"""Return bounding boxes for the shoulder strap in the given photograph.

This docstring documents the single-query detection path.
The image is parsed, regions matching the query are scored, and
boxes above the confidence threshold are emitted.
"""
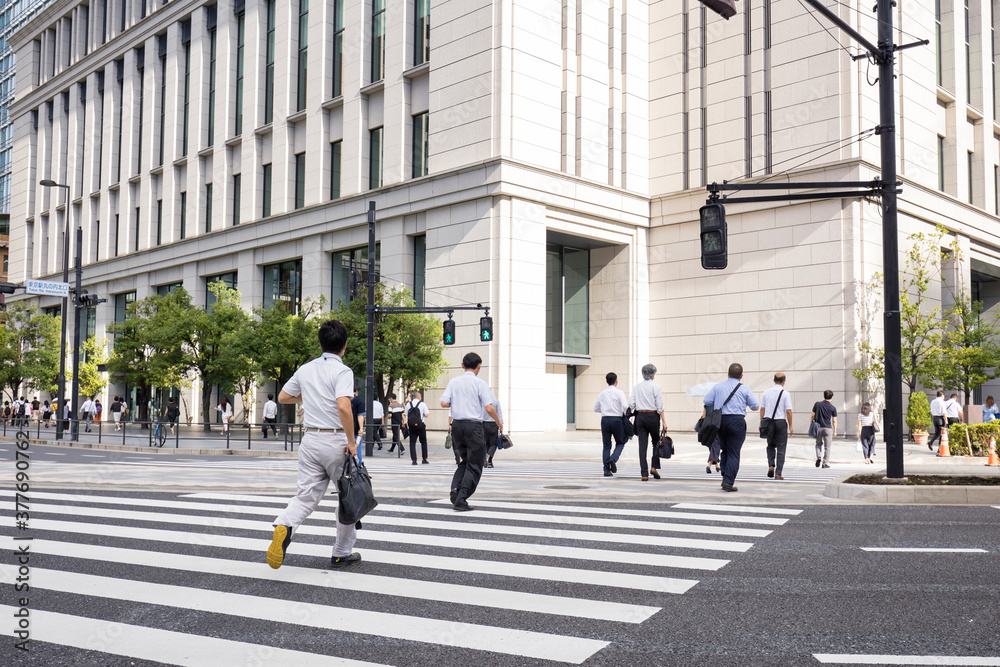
[721,383,742,408]
[770,390,783,419]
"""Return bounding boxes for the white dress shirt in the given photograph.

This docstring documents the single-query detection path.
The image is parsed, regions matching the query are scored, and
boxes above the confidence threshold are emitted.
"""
[371,400,385,420]
[760,385,792,421]
[944,399,962,419]
[594,385,629,417]
[629,380,664,413]
[441,371,497,420]
[262,400,278,419]
[282,352,355,429]
[482,398,504,423]
[930,396,946,417]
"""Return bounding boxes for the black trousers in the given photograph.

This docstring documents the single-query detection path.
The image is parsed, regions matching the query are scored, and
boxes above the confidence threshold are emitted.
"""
[719,415,747,486]
[635,412,661,477]
[409,423,428,462]
[483,421,499,460]
[765,420,788,475]
[372,418,383,444]
[451,419,487,503]
[262,417,277,436]
[928,415,945,445]
[388,423,403,451]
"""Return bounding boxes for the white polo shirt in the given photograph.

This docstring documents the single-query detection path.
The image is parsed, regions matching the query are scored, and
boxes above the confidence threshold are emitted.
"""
[282,352,355,429]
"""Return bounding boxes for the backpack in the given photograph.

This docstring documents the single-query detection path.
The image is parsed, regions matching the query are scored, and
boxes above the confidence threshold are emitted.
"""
[407,401,424,427]
[16,402,26,417]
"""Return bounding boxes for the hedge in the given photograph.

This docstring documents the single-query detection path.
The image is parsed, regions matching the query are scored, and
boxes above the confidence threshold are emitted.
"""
[944,422,1000,456]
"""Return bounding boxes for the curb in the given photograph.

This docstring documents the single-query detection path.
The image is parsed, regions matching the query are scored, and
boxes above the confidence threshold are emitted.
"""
[824,471,1000,504]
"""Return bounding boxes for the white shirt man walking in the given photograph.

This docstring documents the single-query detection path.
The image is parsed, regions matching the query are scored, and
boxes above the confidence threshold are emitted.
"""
[759,373,793,480]
[262,393,279,438]
[441,352,503,511]
[928,390,946,451]
[594,372,629,477]
[80,396,96,432]
[267,319,361,570]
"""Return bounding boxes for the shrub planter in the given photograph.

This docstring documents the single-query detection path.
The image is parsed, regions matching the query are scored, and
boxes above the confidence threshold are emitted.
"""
[913,432,929,447]
[825,471,1000,503]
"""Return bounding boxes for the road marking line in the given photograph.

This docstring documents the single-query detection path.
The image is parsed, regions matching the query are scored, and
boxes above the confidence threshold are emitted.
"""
[44,452,65,455]
[0,606,390,666]
[671,502,802,515]
[5,569,609,664]
[813,654,1000,665]
[80,454,105,457]
[860,547,988,553]
[28,503,733,569]
[0,536,659,623]
[13,492,754,554]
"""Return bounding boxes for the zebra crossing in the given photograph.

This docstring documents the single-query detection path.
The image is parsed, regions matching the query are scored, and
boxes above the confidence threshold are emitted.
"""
[97,456,849,483]
[2,489,803,665]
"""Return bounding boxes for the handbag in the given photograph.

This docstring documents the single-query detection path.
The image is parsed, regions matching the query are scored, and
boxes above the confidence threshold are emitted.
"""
[656,431,673,459]
[444,433,453,449]
[499,433,513,450]
[622,408,635,440]
[808,421,820,438]
[698,383,741,447]
[856,438,863,452]
[378,425,387,439]
[336,456,378,524]
[402,426,410,439]
[759,390,783,439]
[872,422,879,433]
[694,417,704,432]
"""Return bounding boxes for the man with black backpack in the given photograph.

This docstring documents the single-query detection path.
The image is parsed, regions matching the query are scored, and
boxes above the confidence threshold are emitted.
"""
[702,363,759,492]
[406,391,430,465]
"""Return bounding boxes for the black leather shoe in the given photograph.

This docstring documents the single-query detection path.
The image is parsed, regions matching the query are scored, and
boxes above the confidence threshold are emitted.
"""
[603,471,613,477]
[422,459,430,464]
[450,490,457,505]
[453,502,473,512]
[330,553,362,568]
[486,460,494,468]
[610,460,617,473]
[412,461,418,465]
[706,465,712,474]
[767,467,775,478]
[721,483,738,492]
[355,520,363,530]
[822,464,830,469]
[815,458,821,467]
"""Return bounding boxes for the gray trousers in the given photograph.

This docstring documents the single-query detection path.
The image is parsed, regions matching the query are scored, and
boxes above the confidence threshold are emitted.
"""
[815,427,834,464]
[274,431,358,558]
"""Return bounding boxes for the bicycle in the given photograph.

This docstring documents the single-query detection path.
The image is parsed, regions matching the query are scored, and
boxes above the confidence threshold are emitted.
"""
[152,420,167,448]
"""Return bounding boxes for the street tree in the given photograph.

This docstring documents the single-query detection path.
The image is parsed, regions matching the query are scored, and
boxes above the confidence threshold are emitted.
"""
[208,284,257,422]
[76,337,110,399]
[0,302,61,401]
[927,293,1000,404]
[252,297,324,423]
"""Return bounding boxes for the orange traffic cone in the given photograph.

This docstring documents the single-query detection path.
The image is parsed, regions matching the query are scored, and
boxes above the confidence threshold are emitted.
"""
[987,436,999,466]
[936,427,951,457]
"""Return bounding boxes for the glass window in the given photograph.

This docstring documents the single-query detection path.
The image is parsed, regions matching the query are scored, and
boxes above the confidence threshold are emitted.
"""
[182,40,191,155]
[206,271,237,310]
[232,173,241,226]
[332,245,380,307]
[155,199,163,245]
[412,112,428,178]
[158,44,166,165]
[330,141,342,199]
[968,150,975,205]
[208,25,217,146]
[938,135,945,191]
[264,0,275,124]
[113,290,136,346]
[332,0,344,97]
[371,0,385,82]
[115,59,123,182]
[297,0,309,112]
[546,243,589,355]
[413,234,425,308]
[136,51,144,173]
[414,0,429,66]
[262,163,272,217]
[936,0,943,87]
[235,12,245,134]
[156,282,183,297]
[369,127,383,189]
[263,260,302,314]
[294,152,305,209]
[205,183,213,233]
[133,207,140,252]
[180,191,187,239]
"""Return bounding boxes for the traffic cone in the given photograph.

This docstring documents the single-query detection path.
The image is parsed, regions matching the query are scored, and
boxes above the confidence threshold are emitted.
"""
[937,427,951,457]
[987,436,999,466]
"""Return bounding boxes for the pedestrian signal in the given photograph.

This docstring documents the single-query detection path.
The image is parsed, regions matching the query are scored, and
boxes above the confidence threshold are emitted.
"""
[443,319,456,346]
[480,316,494,342]
[699,203,728,270]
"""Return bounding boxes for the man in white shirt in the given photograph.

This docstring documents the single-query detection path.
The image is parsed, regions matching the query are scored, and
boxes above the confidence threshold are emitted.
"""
[268,319,361,570]
[945,393,963,427]
[80,396,96,433]
[406,391,430,465]
[370,398,385,450]
[759,373,793,480]
[630,364,669,481]
[594,372,629,477]
[262,393,279,439]
[928,390,946,451]
[441,352,502,511]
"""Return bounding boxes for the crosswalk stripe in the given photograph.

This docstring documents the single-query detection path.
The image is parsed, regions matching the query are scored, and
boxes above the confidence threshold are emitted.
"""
[10,490,771,538]
[0,536,660,623]
[0,606,391,667]
[29,519,702,593]
[671,502,802,515]
[813,654,1000,665]
[29,503,733,569]
[5,569,610,663]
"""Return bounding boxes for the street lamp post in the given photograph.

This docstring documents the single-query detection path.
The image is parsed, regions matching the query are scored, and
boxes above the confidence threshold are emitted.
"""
[40,179,72,440]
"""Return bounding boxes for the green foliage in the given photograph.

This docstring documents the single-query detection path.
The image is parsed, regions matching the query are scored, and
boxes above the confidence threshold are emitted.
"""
[945,421,1000,456]
[852,272,885,401]
[210,284,258,422]
[0,302,61,401]
[926,293,1000,405]
[905,390,932,433]
[251,297,324,422]
[77,337,109,399]
[331,284,447,406]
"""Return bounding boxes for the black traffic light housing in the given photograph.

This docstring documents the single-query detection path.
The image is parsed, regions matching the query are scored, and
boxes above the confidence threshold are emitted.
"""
[479,316,494,342]
[0,282,19,294]
[700,203,728,270]
[443,318,456,346]
[699,0,737,19]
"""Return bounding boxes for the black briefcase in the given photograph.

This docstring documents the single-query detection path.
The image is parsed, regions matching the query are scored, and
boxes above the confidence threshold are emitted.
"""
[337,456,378,525]
[656,432,674,459]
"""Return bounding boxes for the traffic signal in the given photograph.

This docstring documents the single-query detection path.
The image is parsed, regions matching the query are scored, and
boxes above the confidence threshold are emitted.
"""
[0,282,18,294]
[699,0,737,19]
[443,319,456,345]
[700,203,728,270]
[479,316,494,342]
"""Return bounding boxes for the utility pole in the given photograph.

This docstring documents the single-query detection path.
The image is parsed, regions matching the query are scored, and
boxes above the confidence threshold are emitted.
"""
[365,202,376,458]
[70,226,83,442]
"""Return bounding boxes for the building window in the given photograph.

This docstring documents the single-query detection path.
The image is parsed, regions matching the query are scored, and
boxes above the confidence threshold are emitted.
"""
[330,141,342,199]
[332,0,344,97]
[263,259,302,314]
[297,0,309,112]
[180,191,187,239]
[156,282,183,297]
[158,35,166,166]
[133,206,140,252]
[206,271,237,310]
[371,0,385,82]
[414,0,429,66]
[205,183,213,233]
[182,34,191,156]
[113,290,136,346]
[413,234,425,308]
[412,112,428,178]
[135,49,145,174]
[937,0,943,87]
[262,163,272,217]
[207,11,217,147]
[232,173,241,226]
[294,152,306,209]
[546,243,590,355]
[264,0,275,124]
[938,135,946,191]
[332,245,379,306]
[235,10,245,135]
[115,59,123,182]
[156,199,163,245]
[966,0,972,104]
[968,150,975,204]
[369,127,383,189]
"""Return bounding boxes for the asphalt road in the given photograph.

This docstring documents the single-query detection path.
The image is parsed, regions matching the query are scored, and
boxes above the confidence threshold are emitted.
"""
[2,482,997,666]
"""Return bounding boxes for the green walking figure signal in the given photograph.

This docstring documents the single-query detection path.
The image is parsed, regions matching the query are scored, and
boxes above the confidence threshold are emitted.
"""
[480,316,494,342]
[443,319,456,346]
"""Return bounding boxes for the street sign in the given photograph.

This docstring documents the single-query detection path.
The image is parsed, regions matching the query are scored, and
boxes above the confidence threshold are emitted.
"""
[26,279,71,298]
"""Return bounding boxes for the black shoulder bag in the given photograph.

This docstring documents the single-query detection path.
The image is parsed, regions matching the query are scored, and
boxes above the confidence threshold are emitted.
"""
[337,456,379,524]
[759,390,783,439]
[698,383,741,447]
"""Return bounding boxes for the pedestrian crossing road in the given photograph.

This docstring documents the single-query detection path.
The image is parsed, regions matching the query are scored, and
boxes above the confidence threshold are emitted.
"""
[2,490,803,665]
[94,457,851,484]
